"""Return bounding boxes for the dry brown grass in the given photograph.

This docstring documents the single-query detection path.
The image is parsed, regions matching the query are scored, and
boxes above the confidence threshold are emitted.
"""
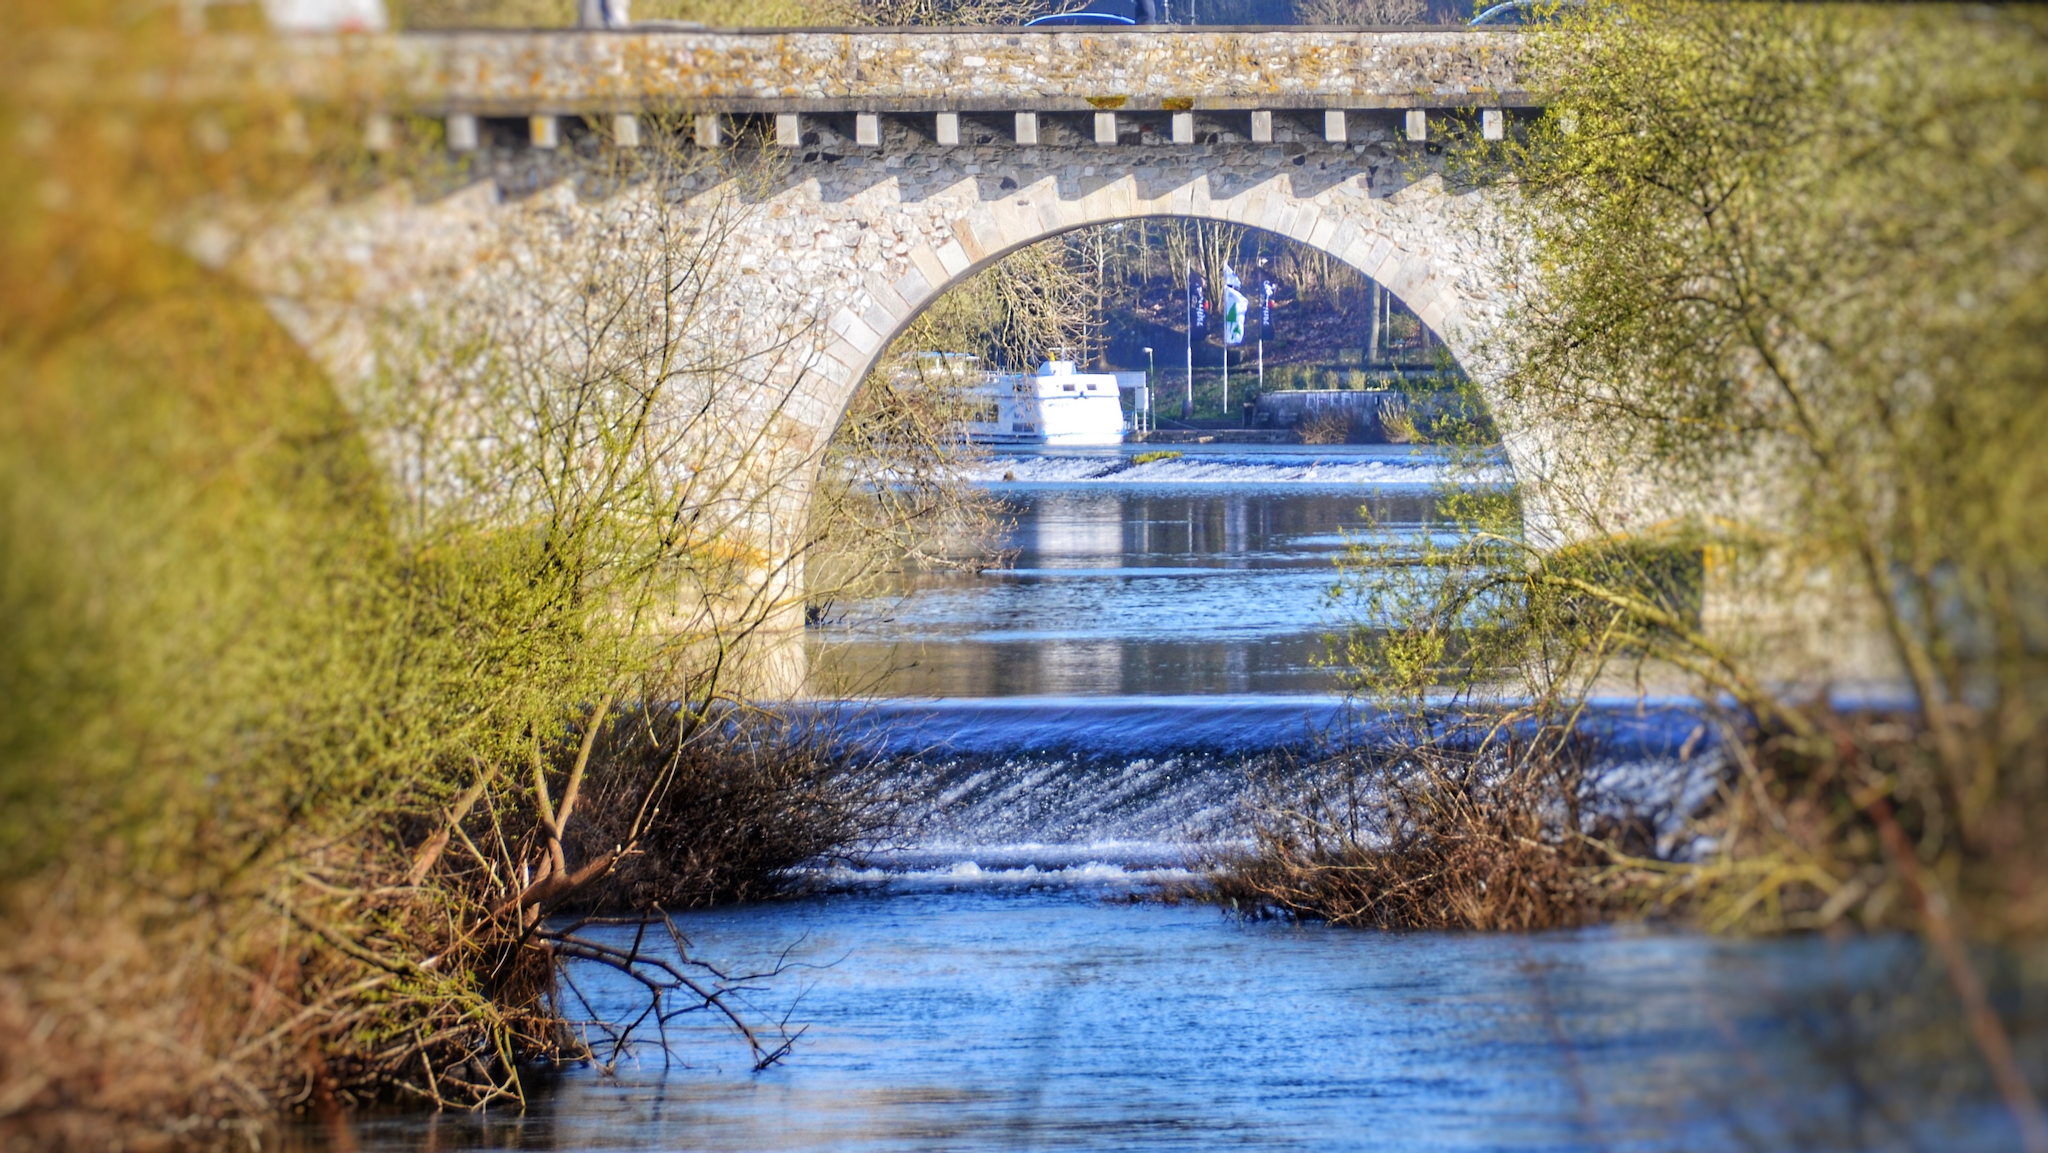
[1293,407,1354,446]
[1378,406,1420,444]
[1209,710,2048,940]
[1205,734,1619,930]
[1608,712,2048,939]
[0,881,279,1151]
[0,715,900,1148]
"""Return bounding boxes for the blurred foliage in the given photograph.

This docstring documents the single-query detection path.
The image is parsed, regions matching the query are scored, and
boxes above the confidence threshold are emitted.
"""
[1497,0,2048,936]
[1298,0,2048,946]
[0,0,392,876]
[0,0,995,1139]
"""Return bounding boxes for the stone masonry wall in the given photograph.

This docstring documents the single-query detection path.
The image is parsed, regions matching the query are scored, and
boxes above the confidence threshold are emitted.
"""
[140,28,1528,114]
[232,92,1742,698]
[245,112,1511,463]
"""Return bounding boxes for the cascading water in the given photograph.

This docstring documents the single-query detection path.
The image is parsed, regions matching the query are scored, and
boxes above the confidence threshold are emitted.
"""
[336,444,2039,1153]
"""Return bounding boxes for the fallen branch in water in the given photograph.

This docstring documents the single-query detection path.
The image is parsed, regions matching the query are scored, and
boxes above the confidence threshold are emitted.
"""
[542,910,808,1073]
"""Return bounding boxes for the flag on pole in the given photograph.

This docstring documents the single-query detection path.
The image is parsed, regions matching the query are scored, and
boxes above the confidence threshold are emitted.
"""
[1223,263,1241,291]
[1188,266,1209,341]
[1223,283,1248,346]
[1259,273,1277,341]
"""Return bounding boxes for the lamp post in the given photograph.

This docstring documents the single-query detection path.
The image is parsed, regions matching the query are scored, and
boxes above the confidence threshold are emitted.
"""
[1142,346,1155,434]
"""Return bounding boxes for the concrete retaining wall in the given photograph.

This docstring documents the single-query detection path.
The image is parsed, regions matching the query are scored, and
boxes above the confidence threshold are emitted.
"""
[1251,388,1407,442]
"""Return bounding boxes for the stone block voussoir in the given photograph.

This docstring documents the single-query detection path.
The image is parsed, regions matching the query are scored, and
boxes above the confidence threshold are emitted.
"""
[934,238,973,277]
[829,306,885,355]
[819,334,873,377]
[862,301,904,345]
[966,215,1009,265]
[893,265,934,310]
[863,270,909,317]
[907,242,950,292]
[1307,211,1342,252]
[1282,202,1321,247]
[1261,195,1293,238]
[1326,219,1363,265]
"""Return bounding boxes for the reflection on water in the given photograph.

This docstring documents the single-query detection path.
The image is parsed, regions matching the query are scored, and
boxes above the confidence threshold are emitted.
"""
[334,444,2044,1152]
[345,890,2042,1153]
[811,446,1449,697]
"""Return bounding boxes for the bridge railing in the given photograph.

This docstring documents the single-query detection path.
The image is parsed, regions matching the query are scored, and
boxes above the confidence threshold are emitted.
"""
[54,26,1528,153]
[458,26,1522,152]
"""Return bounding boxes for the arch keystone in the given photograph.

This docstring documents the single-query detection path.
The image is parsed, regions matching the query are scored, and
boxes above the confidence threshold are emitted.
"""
[966,215,1007,262]
[1264,198,1297,238]
[983,198,1034,248]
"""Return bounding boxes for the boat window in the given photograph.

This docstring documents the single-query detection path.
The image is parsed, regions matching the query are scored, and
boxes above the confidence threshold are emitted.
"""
[1063,384,1077,392]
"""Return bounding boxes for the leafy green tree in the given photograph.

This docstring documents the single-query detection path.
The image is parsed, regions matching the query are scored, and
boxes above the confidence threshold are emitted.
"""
[1494,0,2048,903]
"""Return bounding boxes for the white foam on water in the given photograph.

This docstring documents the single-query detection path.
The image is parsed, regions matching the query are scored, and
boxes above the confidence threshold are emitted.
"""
[966,452,1503,487]
[807,858,1202,891]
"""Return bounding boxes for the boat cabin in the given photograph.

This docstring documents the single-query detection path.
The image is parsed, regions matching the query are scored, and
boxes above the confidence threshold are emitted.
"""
[967,361,1128,447]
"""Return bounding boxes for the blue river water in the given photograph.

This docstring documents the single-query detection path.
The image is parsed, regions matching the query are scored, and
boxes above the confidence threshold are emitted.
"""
[339,444,2045,1152]
[807,443,1469,697]
[352,892,2035,1153]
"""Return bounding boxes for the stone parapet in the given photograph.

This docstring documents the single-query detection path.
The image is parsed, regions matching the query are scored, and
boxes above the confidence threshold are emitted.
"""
[44,28,1526,116]
[403,27,1527,115]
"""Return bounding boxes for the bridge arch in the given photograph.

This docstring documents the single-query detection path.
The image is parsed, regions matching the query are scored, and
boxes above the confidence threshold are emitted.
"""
[801,175,1511,450]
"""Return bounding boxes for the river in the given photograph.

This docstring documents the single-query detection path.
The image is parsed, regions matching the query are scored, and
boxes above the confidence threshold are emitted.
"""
[340,444,2041,1152]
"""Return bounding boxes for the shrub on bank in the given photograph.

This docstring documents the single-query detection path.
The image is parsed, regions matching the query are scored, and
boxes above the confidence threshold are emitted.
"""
[564,712,905,911]
[1207,709,2048,937]
[0,241,902,1135]
[1243,0,2047,939]
[1206,735,1614,931]
[0,9,965,1144]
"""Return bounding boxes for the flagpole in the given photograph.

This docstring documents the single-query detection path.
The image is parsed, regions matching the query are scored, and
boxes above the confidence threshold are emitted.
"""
[1184,265,1194,420]
[1253,265,1263,423]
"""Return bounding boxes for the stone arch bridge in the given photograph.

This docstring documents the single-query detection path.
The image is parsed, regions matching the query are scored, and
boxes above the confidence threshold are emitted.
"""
[218,27,1703,687]
[243,25,1535,456]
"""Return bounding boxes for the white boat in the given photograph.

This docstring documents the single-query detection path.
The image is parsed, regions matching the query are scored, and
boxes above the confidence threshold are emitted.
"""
[966,361,1128,447]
